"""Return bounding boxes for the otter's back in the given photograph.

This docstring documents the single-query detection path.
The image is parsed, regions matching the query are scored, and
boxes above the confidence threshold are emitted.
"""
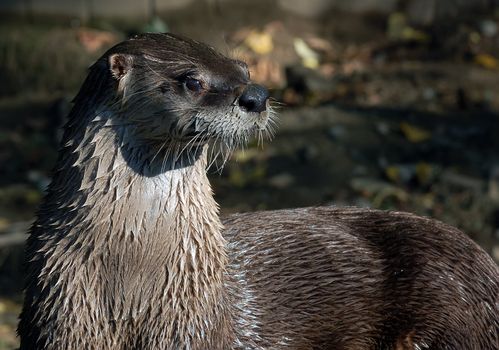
[223,207,499,349]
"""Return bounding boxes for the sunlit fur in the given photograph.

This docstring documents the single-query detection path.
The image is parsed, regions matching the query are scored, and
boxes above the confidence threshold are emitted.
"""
[19,33,498,350]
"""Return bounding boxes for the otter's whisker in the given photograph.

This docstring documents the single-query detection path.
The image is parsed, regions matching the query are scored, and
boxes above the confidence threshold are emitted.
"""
[151,140,169,164]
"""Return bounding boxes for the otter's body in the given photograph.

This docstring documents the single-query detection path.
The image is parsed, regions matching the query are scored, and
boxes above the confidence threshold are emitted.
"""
[225,208,498,349]
[19,33,498,350]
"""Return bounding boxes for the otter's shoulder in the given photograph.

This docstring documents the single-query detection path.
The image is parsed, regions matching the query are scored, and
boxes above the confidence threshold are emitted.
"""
[222,206,497,273]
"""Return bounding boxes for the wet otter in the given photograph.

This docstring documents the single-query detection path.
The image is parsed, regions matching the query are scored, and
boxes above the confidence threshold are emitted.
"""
[19,33,498,349]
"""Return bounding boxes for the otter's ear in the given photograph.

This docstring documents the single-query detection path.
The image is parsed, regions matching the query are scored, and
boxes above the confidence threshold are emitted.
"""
[109,54,133,80]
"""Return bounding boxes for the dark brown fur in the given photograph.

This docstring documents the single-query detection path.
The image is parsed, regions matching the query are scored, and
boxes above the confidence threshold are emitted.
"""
[19,33,498,349]
[225,208,499,349]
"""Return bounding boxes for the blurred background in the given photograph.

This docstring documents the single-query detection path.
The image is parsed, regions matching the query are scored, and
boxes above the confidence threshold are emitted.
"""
[1,0,499,347]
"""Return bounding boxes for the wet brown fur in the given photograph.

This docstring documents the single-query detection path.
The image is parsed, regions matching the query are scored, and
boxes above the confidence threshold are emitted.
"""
[19,33,498,349]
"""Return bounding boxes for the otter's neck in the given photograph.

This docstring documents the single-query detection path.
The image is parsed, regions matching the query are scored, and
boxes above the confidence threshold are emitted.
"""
[41,106,231,345]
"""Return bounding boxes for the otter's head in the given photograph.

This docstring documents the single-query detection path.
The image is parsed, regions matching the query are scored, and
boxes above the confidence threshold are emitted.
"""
[86,33,275,168]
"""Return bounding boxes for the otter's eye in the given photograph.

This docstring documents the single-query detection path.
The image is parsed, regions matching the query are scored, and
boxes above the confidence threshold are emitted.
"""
[184,77,203,93]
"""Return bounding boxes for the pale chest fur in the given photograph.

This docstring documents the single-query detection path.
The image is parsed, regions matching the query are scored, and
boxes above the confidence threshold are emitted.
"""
[25,122,232,349]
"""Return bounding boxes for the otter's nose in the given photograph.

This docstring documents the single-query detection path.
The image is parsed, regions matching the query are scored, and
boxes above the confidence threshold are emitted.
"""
[238,84,269,113]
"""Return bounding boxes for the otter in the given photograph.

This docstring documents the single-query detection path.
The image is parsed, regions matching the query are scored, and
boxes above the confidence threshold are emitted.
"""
[19,33,498,350]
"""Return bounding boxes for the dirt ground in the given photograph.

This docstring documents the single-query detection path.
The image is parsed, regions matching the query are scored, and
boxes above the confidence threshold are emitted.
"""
[1,2,499,348]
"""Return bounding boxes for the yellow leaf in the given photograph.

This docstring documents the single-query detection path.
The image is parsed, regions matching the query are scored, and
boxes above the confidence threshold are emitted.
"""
[420,193,435,209]
[469,31,481,44]
[233,149,258,163]
[294,38,320,69]
[387,13,429,42]
[416,162,432,184]
[400,122,431,143]
[385,166,400,183]
[244,31,273,55]
[474,54,498,69]
[0,217,9,231]
[401,27,429,42]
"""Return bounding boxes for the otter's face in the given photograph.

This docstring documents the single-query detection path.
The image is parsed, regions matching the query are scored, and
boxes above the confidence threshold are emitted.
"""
[106,33,275,159]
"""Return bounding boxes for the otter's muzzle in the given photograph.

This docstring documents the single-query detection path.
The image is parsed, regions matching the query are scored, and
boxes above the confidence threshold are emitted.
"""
[238,84,270,113]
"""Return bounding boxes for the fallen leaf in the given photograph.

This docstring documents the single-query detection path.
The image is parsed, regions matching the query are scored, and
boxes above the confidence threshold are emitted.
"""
[77,28,119,53]
[385,166,401,183]
[416,162,433,185]
[474,54,498,69]
[294,38,320,69]
[401,27,429,42]
[400,122,431,143]
[233,149,259,163]
[0,217,9,231]
[244,31,273,55]
[387,12,428,42]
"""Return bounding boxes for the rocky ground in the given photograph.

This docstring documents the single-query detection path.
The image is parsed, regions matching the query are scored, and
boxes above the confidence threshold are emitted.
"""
[1,2,499,348]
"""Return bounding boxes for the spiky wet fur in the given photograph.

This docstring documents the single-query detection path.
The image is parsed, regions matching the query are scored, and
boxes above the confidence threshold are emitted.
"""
[19,33,498,349]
